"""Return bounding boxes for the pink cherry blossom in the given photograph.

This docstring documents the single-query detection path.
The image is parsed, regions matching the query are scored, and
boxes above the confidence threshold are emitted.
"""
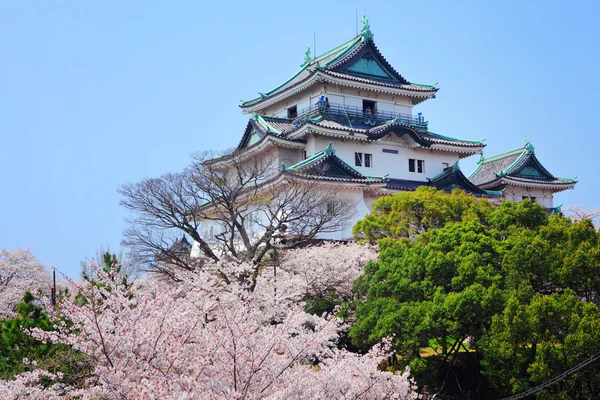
[0,249,52,318]
[1,245,416,399]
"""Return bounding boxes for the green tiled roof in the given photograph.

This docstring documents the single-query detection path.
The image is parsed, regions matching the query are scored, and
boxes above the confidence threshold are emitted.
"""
[283,143,388,182]
[469,139,577,186]
[241,36,363,107]
[241,21,437,108]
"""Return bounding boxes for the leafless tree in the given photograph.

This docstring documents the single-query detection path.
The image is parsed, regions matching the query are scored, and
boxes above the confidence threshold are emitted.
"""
[119,150,355,282]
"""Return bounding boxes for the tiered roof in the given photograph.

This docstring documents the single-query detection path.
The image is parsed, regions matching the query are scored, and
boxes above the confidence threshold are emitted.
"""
[237,106,484,157]
[386,163,500,197]
[237,113,304,149]
[240,18,438,111]
[282,143,387,185]
[282,144,498,197]
[469,140,577,192]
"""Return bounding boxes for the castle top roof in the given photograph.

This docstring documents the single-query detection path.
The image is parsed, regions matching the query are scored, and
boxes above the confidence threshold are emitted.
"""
[240,18,437,111]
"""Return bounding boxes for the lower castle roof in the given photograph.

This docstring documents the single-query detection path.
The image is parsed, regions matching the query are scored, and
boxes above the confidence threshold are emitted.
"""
[469,140,576,191]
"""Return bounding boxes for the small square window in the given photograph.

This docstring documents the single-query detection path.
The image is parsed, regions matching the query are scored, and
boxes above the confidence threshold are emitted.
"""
[442,162,450,169]
[287,105,298,119]
[363,99,377,114]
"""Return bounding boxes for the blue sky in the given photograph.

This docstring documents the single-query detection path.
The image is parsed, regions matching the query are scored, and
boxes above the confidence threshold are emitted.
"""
[1,1,598,279]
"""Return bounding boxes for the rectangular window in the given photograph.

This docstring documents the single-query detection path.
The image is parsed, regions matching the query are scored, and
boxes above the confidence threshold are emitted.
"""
[363,99,377,114]
[355,152,372,168]
[382,148,399,154]
[409,159,425,173]
[522,196,537,203]
[287,105,298,119]
[326,202,336,216]
[355,152,363,167]
[442,162,450,169]
[302,150,307,160]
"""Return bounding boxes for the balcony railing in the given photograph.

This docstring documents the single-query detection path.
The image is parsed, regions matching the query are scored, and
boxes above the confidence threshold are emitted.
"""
[290,102,428,132]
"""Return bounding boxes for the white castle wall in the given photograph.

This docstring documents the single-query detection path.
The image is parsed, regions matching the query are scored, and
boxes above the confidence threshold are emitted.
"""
[502,186,554,208]
[261,84,414,118]
[307,135,461,181]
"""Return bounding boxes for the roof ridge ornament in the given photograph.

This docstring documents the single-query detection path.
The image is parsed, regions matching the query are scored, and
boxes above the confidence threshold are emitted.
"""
[524,137,535,153]
[324,142,335,155]
[302,45,312,67]
[361,15,374,42]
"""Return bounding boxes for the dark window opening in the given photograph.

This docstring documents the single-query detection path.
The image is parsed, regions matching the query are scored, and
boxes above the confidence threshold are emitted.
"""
[302,150,307,160]
[326,202,336,216]
[355,152,363,167]
[355,152,372,168]
[363,99,377,114]
[287,105,298,119]
[409,159,425,173]
[383,148,399,154]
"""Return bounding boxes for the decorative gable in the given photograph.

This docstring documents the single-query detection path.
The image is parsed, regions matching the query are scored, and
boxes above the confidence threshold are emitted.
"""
[304,157,363,179]
[345,51,399,81]
[511,156,554,181]
[329,41,410,84]
[240,127,264,149]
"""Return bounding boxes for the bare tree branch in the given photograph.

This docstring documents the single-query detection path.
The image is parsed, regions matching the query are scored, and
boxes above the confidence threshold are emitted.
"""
[119,149,355,286]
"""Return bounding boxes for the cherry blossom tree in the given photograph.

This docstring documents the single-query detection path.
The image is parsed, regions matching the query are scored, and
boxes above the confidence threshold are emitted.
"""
[253,242,377,315]
[564,204,600,228]
[1,259,416,399]
[0,249,51,318]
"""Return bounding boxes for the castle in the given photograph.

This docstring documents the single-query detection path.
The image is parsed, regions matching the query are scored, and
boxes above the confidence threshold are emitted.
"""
[192,17,576,249]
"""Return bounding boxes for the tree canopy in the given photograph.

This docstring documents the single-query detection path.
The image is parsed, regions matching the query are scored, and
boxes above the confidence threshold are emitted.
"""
[350,187,600,398]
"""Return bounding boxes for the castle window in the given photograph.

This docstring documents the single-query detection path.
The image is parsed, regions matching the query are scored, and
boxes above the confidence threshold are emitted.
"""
[355,152,373,168]
[287,105,298,119]
[409,159,425,173]
[302,150,307,160]
[382,148,398,154]
[442,162,450,169]
[363,99,377,114]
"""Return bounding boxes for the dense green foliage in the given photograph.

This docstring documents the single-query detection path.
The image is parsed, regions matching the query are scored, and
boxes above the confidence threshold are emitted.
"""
[350,187,600,398]
[0,291,92,384]
[0,251,125,383]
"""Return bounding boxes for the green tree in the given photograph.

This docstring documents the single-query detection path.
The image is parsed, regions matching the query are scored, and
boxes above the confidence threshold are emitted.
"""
[481,289,600,398]
[0,291,93,383]
[349,188,600,398]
